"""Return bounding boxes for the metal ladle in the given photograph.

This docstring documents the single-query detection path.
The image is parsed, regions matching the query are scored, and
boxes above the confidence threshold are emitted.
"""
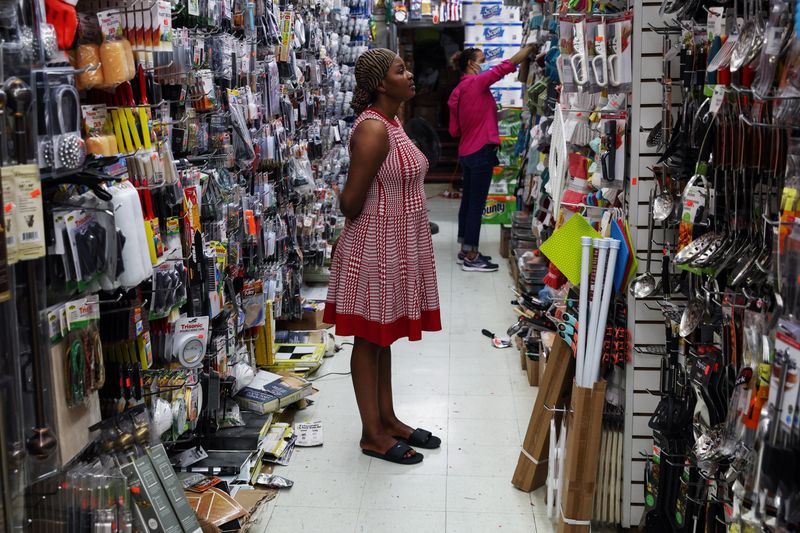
[630,190,658,298]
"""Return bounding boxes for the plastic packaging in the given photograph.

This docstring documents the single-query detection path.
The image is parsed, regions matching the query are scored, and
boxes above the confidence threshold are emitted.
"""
[105,181,153,289]
[76,44,105,90]
[100,39,135,84]
[85,135,118,156]
[82,104,119,156]
[255,474,294,489]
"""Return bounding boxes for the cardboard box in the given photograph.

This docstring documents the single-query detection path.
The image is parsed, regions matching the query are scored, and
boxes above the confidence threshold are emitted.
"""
[278,306,331,331]
[500,224,511,258]
[518,341,527,371]
[558,380,607,533]
[512,337,575,491]
[526,354,539,386]
[539,349,547,383]
[509,253,520,287]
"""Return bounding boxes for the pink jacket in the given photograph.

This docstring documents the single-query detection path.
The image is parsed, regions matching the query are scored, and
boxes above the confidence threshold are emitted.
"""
[447,60,517,157]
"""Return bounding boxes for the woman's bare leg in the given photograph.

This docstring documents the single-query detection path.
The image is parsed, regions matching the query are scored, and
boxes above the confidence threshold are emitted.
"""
[377,346,414,438]
[351,337,415,457]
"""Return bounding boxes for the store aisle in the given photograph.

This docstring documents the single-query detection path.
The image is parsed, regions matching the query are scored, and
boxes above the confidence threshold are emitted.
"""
[257,194,552,533]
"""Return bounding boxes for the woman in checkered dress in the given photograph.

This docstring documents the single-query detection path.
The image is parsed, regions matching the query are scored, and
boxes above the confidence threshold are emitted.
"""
[323,49,443,465]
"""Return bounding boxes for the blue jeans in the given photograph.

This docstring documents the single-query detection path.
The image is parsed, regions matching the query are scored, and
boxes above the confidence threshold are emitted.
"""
[458,144,498,252]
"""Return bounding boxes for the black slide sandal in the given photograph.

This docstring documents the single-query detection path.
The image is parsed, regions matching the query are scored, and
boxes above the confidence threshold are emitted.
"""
[362,441,424,465]
[395,428,442,449]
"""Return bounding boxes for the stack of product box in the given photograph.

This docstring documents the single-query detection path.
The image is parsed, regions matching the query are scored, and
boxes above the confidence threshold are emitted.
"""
[463,0,524,108]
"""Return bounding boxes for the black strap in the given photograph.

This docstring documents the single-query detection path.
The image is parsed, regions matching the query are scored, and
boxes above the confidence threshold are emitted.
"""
[410,428,433,444]
[387,441,414,460]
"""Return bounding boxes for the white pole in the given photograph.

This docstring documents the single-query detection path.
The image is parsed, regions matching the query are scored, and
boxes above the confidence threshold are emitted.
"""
[588,238,620,385]
[575,236,593,388]
[547,417,557,520]
[584,238,609,388]
[555,417,568,522]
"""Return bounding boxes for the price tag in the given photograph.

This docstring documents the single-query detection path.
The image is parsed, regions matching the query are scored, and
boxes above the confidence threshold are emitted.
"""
[765,26,784,56]
[709,85,726,115]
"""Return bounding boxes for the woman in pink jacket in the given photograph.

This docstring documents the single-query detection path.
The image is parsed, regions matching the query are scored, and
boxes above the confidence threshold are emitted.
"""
[448,45,533,272]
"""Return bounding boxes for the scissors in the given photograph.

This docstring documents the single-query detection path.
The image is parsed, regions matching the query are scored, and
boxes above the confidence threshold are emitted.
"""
[569,20,590,85]
[591,22,609,86]
[607,20,623,86]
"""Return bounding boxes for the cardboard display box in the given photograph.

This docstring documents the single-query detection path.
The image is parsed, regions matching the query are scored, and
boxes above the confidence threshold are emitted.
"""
[515,335,526,371]
[500,224,511,258]
[512,337,574,492]
[558,380,607,533]
[509,253,520,287]
[277,302,331,331]
[526,353,539,386]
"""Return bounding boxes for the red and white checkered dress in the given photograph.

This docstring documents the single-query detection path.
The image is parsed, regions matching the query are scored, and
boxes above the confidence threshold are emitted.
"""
[324,109,442,346]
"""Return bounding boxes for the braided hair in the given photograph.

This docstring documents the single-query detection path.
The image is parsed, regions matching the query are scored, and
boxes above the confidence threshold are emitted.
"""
[352,48,398,115]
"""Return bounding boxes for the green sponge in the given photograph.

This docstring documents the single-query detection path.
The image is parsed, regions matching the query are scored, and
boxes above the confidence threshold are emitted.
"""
[540,213,602,285]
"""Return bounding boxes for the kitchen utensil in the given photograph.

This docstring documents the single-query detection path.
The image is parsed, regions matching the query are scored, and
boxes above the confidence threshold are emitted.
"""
[661,224,672,299]
[652,167,674,222]
[591,22,609,87]
[570,20,590,85]
[730,3,766,72]
[707,33,739,72]
[53,85,85,169]
[646,122,662,149]
[648,40,675,149]
[674,231,717,265]
[601,120,617,183]
[607,20,622,86]
[630,190,658,298]
[680,277,712,338]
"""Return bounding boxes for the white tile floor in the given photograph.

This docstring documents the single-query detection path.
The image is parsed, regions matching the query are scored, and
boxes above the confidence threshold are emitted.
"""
[257,195,554,532]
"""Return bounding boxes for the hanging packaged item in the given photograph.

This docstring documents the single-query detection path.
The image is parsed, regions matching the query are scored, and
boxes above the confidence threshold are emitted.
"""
[75,44,106,90]
[46,295,104,407]
[97,9,136,85]
[172,315,209,368]
[151,261,188,318]
[598,113,626,188]
[82,105,119,156]
[106,180,153,289]
[606,13,633,92]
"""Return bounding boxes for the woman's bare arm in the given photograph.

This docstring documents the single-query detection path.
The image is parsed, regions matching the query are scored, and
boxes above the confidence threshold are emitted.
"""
[339,119,390,220]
